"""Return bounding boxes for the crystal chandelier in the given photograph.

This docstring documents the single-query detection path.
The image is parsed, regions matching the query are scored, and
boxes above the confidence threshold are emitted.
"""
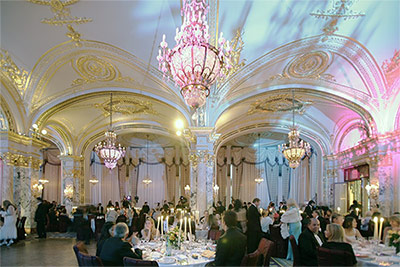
[280,89,311,169]
[95,93,125,170]
[142,134,152,185]
[157,0,232,109]
[255,133,264,184]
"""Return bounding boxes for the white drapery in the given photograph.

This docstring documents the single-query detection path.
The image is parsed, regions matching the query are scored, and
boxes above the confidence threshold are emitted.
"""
[43,149,61,203]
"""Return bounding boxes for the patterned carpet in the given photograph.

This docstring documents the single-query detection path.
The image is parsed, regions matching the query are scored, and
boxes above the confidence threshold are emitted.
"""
[270,257,293,267]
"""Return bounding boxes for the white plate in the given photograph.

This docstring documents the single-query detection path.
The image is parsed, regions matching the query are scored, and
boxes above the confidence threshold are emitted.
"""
[150,252,162,260]
[159,257,176,264]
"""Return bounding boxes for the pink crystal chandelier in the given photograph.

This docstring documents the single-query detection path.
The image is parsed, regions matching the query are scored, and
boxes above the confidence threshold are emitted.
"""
[95,93,125,170]
[157,0,232,109]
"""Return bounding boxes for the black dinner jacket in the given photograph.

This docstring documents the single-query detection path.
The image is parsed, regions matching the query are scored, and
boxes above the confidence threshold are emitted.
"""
[321,242,357,265]
[100,237,142,266]
[214,227,247,266]
[298,228,325,266]
[246,204,262,233]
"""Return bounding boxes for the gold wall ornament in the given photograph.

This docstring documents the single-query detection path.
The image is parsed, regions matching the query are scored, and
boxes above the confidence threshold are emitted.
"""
[381,49,399,88]
[71,55,134,86]
[0,49,29,95]
[0,96,16,132]
[93,97,158,117]
[27,0,92,26]
[66,25,82,46]
[219,29,246,81]
[248,94,313,115]
[0,152,42,170]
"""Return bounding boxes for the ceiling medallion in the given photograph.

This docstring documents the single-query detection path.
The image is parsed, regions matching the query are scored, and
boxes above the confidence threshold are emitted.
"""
[279,89,311,169]
[93,97,158,117]
[157,0,232,109]
[27,0,92,26]
[248,94,313,115]
[95,93,126,170]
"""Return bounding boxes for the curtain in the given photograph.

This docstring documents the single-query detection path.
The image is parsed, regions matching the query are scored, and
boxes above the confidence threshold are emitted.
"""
[0,158,3,203]
[43,149,61,203]
[101,167,120,204]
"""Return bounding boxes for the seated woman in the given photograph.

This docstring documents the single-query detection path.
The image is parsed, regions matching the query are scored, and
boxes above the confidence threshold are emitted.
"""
[343,216,364,244]
[382,214,400,243]
[322,223,357,265]
[140,218,159,241]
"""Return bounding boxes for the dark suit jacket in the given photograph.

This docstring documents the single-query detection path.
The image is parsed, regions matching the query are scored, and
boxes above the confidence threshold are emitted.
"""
[215,227,247,266]
[321,242,357,265]
[317,216,327,233]
[100,237,142,266]
[298,228,325,266]
[247,205,261,233]
[35,203,47,222]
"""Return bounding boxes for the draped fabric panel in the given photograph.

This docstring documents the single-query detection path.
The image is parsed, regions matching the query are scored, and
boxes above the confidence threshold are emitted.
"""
[136,162,165,207]
[0,158,3,203]
[164,147,176,202]
[101,167,120,204]
[43,149,61,203]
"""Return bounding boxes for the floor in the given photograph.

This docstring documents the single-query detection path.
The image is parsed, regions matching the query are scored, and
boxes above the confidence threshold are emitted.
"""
[0,235,96,267]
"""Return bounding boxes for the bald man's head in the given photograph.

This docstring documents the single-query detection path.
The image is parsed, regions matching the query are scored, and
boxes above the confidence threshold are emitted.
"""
[307,217,320,233]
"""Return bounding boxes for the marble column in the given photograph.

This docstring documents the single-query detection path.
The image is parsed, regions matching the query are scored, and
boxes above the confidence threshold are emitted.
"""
[60,155,83,207]
[370,153,393,217]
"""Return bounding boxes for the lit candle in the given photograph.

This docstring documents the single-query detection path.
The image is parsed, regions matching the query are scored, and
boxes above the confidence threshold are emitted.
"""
[156,216,160,236]
[178,218,182,247]
[373,217,378,240]
[165,216,169,233]
[184,217,187,241]
[189,218,192,241]
[355,208,359,217]
[378,217,384,241]
[161,216,164,236]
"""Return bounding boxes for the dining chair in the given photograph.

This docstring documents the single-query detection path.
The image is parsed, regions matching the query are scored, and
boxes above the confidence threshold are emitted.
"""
[262,239,275,267]
[123,257,159,266]
[207,229,222,241]
[317,247,354,266]
[289,235,301,267]
[240,250,261,266]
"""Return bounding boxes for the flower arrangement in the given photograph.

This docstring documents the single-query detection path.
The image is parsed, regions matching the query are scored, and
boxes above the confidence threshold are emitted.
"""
[388,230,400,253]
[167,226,185,249]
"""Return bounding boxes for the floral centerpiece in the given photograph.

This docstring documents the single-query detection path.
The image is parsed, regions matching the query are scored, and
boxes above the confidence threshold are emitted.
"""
[388,230,400,253]
[167,226,185,249]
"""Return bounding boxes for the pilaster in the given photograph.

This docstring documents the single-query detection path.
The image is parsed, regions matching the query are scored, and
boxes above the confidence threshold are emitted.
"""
[59,155,84,207]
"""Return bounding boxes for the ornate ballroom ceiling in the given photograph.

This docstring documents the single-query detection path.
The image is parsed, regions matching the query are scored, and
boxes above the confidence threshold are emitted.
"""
[1,0,399,156]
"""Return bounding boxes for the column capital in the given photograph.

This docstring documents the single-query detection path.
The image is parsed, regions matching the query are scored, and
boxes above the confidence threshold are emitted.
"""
[0,152,42,170]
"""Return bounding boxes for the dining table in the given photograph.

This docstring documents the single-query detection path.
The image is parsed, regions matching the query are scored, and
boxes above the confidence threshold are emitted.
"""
[135,239,216,267]
[353,241,400,266]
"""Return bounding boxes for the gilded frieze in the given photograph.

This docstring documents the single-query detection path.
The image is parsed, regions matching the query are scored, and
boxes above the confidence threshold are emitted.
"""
[248,94,312,115]
[71,55,134,86]
[0,49,29,95]
[0,152,42,170]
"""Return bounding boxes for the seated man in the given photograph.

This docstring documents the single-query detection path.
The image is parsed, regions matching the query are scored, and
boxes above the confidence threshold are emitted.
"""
[214,211,247,266]
[298,218,325,266]
[100,222,142,266]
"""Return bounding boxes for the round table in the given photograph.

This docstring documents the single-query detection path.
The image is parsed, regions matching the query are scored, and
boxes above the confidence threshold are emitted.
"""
[353,242,400,266]
[137,240,215,267]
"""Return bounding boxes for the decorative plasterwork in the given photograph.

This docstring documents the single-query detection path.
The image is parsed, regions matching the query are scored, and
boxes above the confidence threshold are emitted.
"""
[2,131,50,149]
[382,49,399,89]
[0,152,42,170]
[247,94,313,115]
[27,0,92,26]
[269,51,335,82]
[65,25,83,46]
[0,49,29,96]
[0,96,16,132]
[71,55,134,86]
[310,0,364,40]
[93,97,158,117]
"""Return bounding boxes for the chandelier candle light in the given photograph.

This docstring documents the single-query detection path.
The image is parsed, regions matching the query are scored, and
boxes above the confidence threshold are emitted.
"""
[279,89,311,169]
[157,0,232,109]
[95,93,125,170]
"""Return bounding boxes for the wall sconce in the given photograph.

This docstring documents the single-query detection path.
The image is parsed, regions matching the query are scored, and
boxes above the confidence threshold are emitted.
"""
[89,177,99,184]
[213,184,219,195]
[142,178,152,185]
[184,184,191,195]
[64,184,74,200]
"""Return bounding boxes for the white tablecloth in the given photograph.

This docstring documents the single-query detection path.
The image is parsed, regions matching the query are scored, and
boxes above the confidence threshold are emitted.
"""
[353,243,400,266]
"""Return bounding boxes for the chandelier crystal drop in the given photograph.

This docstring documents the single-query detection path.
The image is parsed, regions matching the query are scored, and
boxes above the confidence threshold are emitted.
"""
[157,0,232,109]
[95,93,125,170]
[280,90,311,169]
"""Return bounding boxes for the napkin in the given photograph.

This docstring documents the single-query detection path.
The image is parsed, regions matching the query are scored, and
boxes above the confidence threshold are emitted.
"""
[201,250,215,258]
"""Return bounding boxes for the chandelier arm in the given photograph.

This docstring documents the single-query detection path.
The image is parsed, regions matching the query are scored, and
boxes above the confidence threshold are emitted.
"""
[292,89,295,128]
[110,93,113,130]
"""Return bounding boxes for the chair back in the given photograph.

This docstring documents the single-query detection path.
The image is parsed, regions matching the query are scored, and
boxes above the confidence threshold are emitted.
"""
[123,257,159,266]
[73,242,89,266]
[269,224,288,258]
[207,229,222,241]
[78,253,103,266]
[317,247,354,266]
[240,251,261,266]
[289,235,301,267]
[263,239,275,267]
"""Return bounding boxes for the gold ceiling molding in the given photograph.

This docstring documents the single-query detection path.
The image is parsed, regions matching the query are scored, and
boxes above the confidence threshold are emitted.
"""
[5,131,50,149]
[0,95,17,132]
[66,25,83,46]
[0,152,42,170]
[247,94,313,115]
[1,49,29,96]
[93,97,158,117]
[27,0,92,26]
[71,55,134,86]
[269,51,335,82]
[382,49,399,88]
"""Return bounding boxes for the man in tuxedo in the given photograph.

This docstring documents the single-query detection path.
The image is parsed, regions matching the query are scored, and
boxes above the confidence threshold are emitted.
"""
[100,223,142,266]
[215,211,246,266]
[34,198,47,238]
[246,198,262,253]
[298,218,325,266]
